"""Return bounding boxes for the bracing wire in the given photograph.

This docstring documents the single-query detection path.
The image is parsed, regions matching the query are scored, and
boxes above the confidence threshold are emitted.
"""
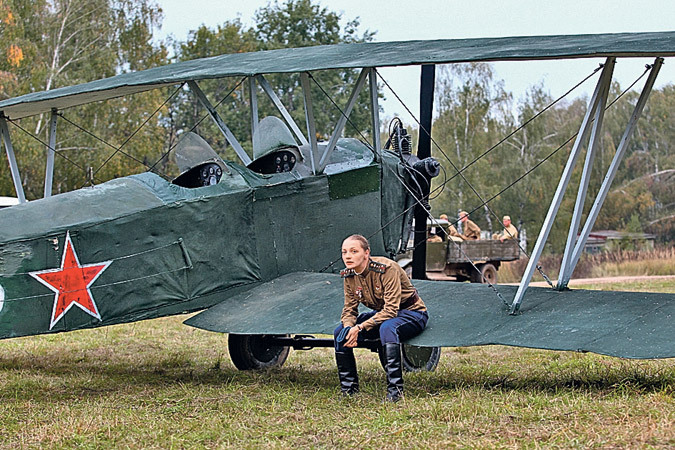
[378,63,650,286]
[147,76,247,174]
[86,82,186,182]
[376,67,610,284]
[314,61,649,298]
[4,116,92,180]
[310,74,510,305]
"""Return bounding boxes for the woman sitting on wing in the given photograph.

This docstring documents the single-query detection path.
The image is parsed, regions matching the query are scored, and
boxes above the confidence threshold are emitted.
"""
[334,234,428,402]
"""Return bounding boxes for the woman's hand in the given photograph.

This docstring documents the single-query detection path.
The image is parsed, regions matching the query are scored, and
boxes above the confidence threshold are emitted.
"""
[344,325,360,347]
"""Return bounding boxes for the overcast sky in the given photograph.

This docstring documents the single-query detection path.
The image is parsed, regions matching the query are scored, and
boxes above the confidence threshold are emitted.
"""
[153,0,675,122]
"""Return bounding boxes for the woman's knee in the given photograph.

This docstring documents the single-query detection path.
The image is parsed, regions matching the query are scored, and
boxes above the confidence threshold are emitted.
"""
[378,322,399,344]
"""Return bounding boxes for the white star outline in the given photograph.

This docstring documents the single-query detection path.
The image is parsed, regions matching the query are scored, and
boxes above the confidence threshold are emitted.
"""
[29,231,112,330]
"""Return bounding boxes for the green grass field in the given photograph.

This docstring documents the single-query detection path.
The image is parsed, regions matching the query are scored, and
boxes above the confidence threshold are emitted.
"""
[0,280,673,448]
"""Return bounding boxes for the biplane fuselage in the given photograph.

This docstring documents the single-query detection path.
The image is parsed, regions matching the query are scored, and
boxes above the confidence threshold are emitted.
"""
[0,138,417,339]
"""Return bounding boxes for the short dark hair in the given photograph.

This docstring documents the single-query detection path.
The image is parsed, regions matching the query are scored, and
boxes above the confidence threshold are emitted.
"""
[343,234,370,251]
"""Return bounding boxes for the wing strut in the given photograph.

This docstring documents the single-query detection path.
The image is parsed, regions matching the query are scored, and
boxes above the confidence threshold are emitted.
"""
[559,58,664,287]
[300,73,319,174]
[187,80,252,166]
[369,68,381,162]
[248,77,259,138]
[510,58,615,313]
[317,68,369,173]
[0,115,26,203]
[511,58,662,313]
[44,109,58,198]
[412,64,435,280]
[256,75,309,146]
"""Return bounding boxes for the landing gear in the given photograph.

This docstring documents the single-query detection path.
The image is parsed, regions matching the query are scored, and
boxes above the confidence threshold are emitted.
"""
[227,335,440,373]
[228,334,290,370]
[379,344,441,372]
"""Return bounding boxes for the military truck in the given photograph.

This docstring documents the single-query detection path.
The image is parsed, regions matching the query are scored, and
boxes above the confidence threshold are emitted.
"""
[397,219,521,284]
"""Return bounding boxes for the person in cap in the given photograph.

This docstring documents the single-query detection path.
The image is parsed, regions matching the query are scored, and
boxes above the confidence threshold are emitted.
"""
[492,215,518,241]
[439,213,462,242]
[427,229,443,243]
[334,234,428,402]
[459,211,481,240]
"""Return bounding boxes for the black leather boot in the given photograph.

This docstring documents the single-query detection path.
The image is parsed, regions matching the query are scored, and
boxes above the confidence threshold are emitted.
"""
[335,349,359,396]
[383,343,403,402]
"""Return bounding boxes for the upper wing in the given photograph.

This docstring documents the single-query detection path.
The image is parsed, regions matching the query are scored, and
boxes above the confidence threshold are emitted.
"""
[2,31,675,119]
[184,271,675,359]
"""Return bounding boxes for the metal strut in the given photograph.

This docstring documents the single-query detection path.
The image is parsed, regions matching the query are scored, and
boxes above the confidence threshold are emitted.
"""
[187,80,252,166]
[257,74,308,146]
[561,58,663,286]
[510,59,614,313]
[44,109,58,198]
[300,72,319,174]
[0,115,26,203]
[510,58,662,314]
[318,68,369,173]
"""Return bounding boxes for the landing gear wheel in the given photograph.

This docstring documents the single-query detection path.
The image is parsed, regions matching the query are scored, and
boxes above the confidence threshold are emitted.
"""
[470,263,498,284]
[228,334,290,370]
[379,344,441,372]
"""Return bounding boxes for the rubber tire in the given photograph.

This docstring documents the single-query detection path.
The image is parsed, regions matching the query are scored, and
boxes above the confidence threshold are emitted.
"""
[228,334,290,371]
[378,344,441,372]
[470,263,498,284]
[480,263,498,284]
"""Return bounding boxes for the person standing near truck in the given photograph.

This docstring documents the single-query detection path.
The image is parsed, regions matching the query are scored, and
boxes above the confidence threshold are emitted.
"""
[459,211,481,240]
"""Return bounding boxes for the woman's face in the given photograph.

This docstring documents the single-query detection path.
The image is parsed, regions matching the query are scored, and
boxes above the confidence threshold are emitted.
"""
[341,238,370,273]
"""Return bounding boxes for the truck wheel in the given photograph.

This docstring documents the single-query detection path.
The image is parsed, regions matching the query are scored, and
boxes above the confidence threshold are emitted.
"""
[228,334,290,370]
[378,344,441,372]
[470,263,498,284]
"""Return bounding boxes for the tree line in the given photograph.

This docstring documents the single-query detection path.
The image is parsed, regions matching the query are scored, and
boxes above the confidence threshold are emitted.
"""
[429,63,674,250]
[1,0,672,250]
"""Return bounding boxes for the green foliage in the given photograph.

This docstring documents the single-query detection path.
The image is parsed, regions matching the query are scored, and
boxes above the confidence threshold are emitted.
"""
[430,63,675,250]
[1,0,169,198]
[170,0,376,164]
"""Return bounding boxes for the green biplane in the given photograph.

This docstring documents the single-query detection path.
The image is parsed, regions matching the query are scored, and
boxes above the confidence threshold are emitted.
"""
[0,31,673,372]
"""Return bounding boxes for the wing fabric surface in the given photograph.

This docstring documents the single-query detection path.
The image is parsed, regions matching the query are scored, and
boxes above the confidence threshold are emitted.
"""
[3,31,675,119]
[184,272,675,359]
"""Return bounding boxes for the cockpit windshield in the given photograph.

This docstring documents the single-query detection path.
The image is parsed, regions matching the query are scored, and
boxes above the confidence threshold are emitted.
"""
[172,132,229,188]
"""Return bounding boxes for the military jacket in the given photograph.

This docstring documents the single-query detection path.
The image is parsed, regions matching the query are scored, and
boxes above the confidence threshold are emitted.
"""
[340,256,426,331]
[446,224,461,238]
[497,224,518,240]
[461,219,481,240]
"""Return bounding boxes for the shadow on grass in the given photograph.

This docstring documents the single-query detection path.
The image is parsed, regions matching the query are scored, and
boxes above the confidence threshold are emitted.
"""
[1,344,673,403]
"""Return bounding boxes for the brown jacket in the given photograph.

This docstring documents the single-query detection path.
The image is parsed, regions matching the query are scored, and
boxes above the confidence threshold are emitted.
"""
[341,256,426,331]
[494,224,518,240]
[461,219,481,240]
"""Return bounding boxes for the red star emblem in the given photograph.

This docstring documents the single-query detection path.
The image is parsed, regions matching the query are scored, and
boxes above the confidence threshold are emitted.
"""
[30,232,111,330]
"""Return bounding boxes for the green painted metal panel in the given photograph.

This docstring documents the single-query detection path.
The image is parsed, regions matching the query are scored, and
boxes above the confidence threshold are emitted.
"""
[327,165,380,200]
[2,32,675,119]
[185,271,675,359]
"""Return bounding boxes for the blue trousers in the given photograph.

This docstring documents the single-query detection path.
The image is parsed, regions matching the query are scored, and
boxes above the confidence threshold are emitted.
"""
[334,309,428,351]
